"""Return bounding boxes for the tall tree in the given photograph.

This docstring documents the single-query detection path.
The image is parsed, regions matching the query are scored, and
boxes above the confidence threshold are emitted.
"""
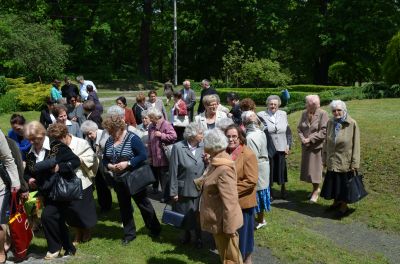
[138,0,152,80]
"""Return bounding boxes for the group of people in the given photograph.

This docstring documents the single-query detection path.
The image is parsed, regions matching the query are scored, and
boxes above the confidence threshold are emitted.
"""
[0,77,361,264]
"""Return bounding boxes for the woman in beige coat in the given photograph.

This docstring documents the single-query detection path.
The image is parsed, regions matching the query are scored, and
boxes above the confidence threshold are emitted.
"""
[297,95,329,203]
[200,128,243,264]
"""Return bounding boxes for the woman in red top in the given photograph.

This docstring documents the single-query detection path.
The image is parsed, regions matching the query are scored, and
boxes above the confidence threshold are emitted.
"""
[172,91,187,141]
[116,96,137,127]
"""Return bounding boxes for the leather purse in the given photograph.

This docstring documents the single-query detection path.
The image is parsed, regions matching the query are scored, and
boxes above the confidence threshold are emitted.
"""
[161,204,185,228]
[118,162,156,195]
[346,171,368,203]
[49,172,83,202]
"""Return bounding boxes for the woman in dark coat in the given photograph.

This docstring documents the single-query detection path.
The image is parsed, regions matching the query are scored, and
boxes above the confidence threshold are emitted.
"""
[24,121,80,259]
[169,122,205,248]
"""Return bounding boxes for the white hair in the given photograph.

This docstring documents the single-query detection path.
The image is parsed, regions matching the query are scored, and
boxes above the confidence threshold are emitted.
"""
[305,94,320,108]
[141,110,149,118]
[266,95,281,106]
[216,118,234,131]
[183,80,190,86]
[80,120,98,134]
[147,107,163,118]
[107,105,125,118]
[241,111,258,125]
[201,79,210,87]
[203,128,228,153]
[183,122,204,140]
[330,100,347,113]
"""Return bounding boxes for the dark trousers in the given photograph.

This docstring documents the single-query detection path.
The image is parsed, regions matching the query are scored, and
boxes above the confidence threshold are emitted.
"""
[114,181,161,240]
[41,200,75,253]
[152,166,169,197]
[95,170,112,211]
[188,109,194,122]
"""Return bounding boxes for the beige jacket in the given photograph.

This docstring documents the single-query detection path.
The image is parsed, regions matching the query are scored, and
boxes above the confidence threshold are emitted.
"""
[200,151,243,235]
[323,115,360,172]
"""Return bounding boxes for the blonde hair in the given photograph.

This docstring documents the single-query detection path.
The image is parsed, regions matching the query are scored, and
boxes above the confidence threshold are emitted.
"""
[305,95,320,108]
[102,116,126,137]
[24,121,46,140]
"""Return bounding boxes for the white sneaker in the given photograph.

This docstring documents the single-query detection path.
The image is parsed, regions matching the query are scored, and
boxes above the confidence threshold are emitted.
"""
[255,220,267,230]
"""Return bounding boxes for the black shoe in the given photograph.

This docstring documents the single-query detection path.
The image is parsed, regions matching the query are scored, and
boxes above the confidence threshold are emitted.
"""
[325,203,341,212]
[334,208,355,219]
[63,247,76,257]
[149,229,161,238]
[180,231,191,244]
[121,237,135,246]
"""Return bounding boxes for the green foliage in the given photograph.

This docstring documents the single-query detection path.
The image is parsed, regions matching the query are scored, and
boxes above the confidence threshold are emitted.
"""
[0,90,18,113]
[240,58,292,87]
[383,31,400,85]
[0,76,7,95]
[362,82,400,99]
[0,14,70,82]
[328,61,353,85]
[5,78,49,111]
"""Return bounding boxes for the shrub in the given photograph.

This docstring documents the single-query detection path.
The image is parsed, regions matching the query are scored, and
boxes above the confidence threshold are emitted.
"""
[328,61,353,85]
[0,76,7,95]
[362,82,389,99]
[0,90,18,113]
[383,31,400,85]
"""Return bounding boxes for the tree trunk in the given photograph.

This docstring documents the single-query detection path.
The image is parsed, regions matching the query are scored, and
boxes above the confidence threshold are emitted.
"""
[314,0,329,85]
[138,0,152,80]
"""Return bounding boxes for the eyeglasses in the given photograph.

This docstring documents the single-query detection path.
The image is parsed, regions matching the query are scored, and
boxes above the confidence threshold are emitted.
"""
[226,135,238,139]
[332,109,343,113]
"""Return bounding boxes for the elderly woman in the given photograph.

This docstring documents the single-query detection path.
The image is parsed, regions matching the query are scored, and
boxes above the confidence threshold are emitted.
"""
[136,110,150,147]
[24,121,79,259]
[83,100,103,129]
[171,91,188,141]
[0,129,20,263]
[195,94,228,130]
[132,92,147,126]
[297,95,329,203]
[67,95,86,126]
[199,128,243,264]
[102,116,161,244]
[145,90,167,120]
[225,124,258,263]
[8,114,31,161]
[47,123,97,245]
[147,107,177,198]
[257,95,292,199]
[53,104,83,138]
[116,96,137,127]
[80,120,112,212]
[242,111,270,230]
[321,100,360,218]
[169,122,205,248]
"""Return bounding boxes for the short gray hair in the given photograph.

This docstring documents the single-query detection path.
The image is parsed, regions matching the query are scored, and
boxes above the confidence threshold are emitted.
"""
[241,111,258,125]
[107,105,125,118]
[141,110,149,118]
[183,80,190,86]
[305,94,320,108]
[202,94,219,106]
[81,120,98,134]
[201,79,210,87]
[216,118,234,131]
[183,122,204,140]
[147,107,163,118]
[203,128,228,153]
[76,75,84,82]
[330,100,347,113]
[266,95,281,106]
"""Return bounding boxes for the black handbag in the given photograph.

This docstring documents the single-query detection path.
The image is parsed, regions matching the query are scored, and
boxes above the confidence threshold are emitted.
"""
[118,163,156,195]
[49,173,83,202]
[346,171,368,203]
[161,204,185,228]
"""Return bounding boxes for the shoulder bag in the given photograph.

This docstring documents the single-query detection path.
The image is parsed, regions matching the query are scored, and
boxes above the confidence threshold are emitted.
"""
[118,162,156,195]
[49,162,83,201]
[161,204,185,228]
[346,171,368,203]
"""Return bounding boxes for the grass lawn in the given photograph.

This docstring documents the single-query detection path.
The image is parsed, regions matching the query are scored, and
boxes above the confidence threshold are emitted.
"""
[0,98,399,263]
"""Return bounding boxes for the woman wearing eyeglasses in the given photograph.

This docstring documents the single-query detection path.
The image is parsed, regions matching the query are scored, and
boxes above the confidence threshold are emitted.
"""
[320,100,360,218]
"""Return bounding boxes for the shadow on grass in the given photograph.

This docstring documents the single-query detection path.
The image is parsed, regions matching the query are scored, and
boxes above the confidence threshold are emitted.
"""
[147,257,188,264]
[271,189,338,220]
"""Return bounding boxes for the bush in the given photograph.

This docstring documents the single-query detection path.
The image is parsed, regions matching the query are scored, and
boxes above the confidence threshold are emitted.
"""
[362,82,389,99]
[0,90,18,113]
[0,76,7,95]
[328,61,353,85]
[383,31,400,85]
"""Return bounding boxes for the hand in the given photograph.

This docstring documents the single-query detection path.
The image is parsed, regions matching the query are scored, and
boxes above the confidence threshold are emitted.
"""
[28,178,37,189]
[52,164,60,173]
[155,131,162,137]
[284,148,290,156]
[20,191,30,200]
[302,138,310,145]
[108,164,116,171]
[115,161,129,172]
[202,153,210,164]
[11,186,20,193]
[172,195,178,202]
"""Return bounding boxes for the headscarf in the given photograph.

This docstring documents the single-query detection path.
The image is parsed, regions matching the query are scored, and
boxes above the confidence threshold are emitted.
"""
[333,112,347,142]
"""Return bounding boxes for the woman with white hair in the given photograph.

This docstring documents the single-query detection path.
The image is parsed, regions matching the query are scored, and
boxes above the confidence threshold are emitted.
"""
[242,111,271,230]
[147,107,177,199]
[199,128,243,264]
[195,94,227,131]
[257,95,292,199]
[297,95,329,203]
[80,120,112,212]
[320,100,361,218]
[169,122,205,248]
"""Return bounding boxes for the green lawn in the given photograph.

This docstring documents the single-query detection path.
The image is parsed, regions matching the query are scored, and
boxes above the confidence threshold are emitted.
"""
[0,98,399,263]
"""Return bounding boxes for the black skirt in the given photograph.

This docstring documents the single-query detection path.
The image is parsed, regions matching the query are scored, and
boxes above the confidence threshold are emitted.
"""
[65,185,97,228]
[321,171,354,203]
[172,196,199,230]
[270,151,288,185]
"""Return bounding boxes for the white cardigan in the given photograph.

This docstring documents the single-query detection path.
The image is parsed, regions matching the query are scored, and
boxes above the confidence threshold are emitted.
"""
[194,110,228,130]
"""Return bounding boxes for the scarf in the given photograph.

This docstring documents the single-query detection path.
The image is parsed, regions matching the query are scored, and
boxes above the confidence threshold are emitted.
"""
[333,113,347,142]
[228,144,243,161]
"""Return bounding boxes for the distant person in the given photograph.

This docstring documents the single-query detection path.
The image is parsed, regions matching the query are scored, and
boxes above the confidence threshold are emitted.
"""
[257,95,292,199]
[50,79,63,103]
[61,76,79,104]
[321,100,361,218]
[53,104,83,138]
[171,91,188,141]
[76,75,97,101]
[83,100,103,129]
[180,80,196,122]
[8,114,31,160]
[239,98,257,112]
[227,92,242,125]
[145,90,167,120]
[40,98,57,129]
[197,79,217,114]
[67,95,86,126]
[136,110,151,147]
[194,94,227,131]
[87,85,103,114]
[297,95,329,203]
[116,96,136,127]
[132,92,147,126]
[164,79,174,106]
